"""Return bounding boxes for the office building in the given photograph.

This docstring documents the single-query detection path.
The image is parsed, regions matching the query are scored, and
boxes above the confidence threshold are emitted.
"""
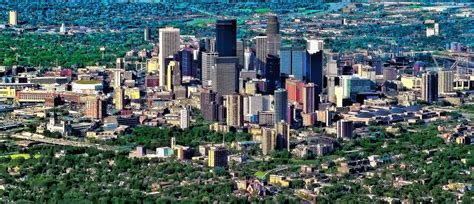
[302,83,316,114]
[216,19,237,57]
[285,77,305,105]
[438,70,454,94]
[225,94,243,128]
[9,11,17,26]
[200,89,218,121]
[208,146,228,168]
[292,47,307,81]
[84,96,105,120]
[265,54,280,93]
[261,127,275,155]
[112,69,122,88]
[236,40,244,68]
[114,87,124,110]
[255,35,268,74]
[244,48,254,70]
[326,58,339,76]
[179,48,194,77]
[202,52,218,84]
[327,76,338,103]
[421,71,438,103]
[180,108,190,129]
[274,88,288,123]
[337,120,353,139]
[212,57,239,95]
[275,121,290,151]
[167,61,181,91]
[159,27,180,87]
[266,16,281,57]
[306,39,324,94]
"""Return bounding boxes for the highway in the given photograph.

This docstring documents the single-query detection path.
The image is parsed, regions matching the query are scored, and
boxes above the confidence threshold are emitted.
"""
[9,133,121,151]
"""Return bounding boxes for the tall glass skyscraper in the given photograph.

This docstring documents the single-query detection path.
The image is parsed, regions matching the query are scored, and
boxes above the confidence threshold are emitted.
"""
[292,48,307,81]
[216,19,237,57]
[274,88,288,124]
[306,50,323,94]
[280,47,292,77]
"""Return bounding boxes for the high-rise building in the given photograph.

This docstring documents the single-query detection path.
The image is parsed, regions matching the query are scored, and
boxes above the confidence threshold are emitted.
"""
[225,94,243,127]
[421,71,438,103]
[265,54,280,93]
[179,48,194,77]
[261,127,276,155]
[114,87,124,110]
[266,16,280,36]
[144,27,151,41]
[208,146,228,168]
[201,52,219,84]
[274,88,288,123]
[303,83,316,114]
[306,39,324,94]
[244,48,254,70]
[266,16,281,57]
[159,27,180,87]
[180,108,190,129]
[438,70,454,94]
[216,19,237,57]
[112,69,122,88]
[326,76,338,103]
[337,120,353,139]
[212,57,239,95]
[236,40,244,68]
[292,47,307,81]
[167,61,181,91]
[255,35,268,74]
[84,96,105,120]
[326,58,339,76]
[200,89,218,121]
[9,11,17,26]
[285,77,305,105]
[275,121,290,151]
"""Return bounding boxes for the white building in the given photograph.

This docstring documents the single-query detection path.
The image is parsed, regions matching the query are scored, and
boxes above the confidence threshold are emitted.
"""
[72,81,103,94]
[180,108,190,129]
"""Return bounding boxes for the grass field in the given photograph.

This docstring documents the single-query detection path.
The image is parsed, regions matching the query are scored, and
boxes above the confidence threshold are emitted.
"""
[187,18,215,27]
[255,171,266,179]
[2,153,42,159]
[255,8,271,13]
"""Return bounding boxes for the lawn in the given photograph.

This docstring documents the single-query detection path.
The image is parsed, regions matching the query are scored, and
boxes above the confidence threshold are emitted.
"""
[255,171,266,179]
[255,8,271,14]
[187,18,215,28]
[2,153,42,159]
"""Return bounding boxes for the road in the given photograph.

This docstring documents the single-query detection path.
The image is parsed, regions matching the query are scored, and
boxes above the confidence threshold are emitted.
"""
[9,133,121,151]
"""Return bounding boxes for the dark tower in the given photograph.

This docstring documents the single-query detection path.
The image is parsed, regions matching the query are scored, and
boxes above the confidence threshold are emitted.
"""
[265,54,280,94]
[266,16,280,35]
[216,19,237,57]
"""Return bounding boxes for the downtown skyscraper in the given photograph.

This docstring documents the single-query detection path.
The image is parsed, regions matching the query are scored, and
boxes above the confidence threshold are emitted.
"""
[422,71,439,103]
[159,27,180,87]
[216,19,237,57]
